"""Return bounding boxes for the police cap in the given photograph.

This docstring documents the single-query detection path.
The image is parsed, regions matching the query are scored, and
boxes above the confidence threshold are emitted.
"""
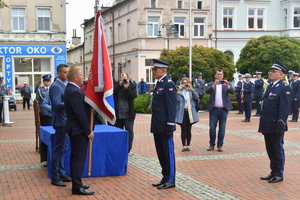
[293,72,299,77]
[42,74,52,81]
[270,60,288,74]
[197,73,202,76]
[152,59,169,69]
[244,73,252,78]
[255,71,262,75]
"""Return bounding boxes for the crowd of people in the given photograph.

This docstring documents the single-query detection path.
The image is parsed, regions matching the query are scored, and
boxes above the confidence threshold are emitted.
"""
[0,58,295,194]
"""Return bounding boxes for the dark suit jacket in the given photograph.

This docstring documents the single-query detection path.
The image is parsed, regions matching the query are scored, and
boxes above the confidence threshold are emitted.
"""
[65,83,91,136]
[258,80,292,133]
[151,75,177,133]
[49,79,66,127]
[20,86,31,99]
[205,81,234,111]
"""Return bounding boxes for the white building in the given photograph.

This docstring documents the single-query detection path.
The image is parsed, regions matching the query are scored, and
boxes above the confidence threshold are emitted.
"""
[212,0,300,64]
[0,0,67,97]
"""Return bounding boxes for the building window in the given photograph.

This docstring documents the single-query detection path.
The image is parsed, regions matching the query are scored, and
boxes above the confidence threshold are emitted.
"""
[109,27,113,46]
[147,17,159,37]
[294,7,300,28]
[178,0,183,9]
[151,0,156,8]
[284,9,288,29]
[197,1,202,9]
[118,9,120,17]
[14,57,51,94]
[37,9,50,31]
[248,8,265,30]
[12,8,25,31]
[194,18,205,37]
[223,8,234,29]
[127,19,131,40]
[118,23,121,43]
[174,17,185,37]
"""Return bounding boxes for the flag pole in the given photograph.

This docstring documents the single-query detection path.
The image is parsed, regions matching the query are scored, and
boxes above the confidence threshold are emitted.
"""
[88,107,94,176]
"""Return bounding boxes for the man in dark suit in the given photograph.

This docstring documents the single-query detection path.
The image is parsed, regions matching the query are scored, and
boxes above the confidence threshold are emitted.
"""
[253,71,263,117]
[20,82,31,110]
[241,73,254,122]
[234,74,244,114]
[65,67,95,195]
[259,60,292,183]
[49,64,72,187]
[151,59,177,189]
[206,69,234,152]
[289,72,300,122]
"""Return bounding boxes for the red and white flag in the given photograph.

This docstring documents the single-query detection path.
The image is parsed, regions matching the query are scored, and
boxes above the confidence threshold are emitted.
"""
[85,11,116,125]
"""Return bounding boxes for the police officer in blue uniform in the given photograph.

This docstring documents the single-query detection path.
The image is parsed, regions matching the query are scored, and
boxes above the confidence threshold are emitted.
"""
[151,59,177,189]
[36,74,52,126]
[259,60,292,183]
[253,72,263,116]
[241,73,254,122]
[193,72,206,102]
[289,72,300,122]
[0,77,8,123]
[235,74,244,114]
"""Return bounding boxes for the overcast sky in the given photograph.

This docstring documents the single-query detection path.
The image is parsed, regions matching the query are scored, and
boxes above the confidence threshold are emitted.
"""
[66,0,114,42]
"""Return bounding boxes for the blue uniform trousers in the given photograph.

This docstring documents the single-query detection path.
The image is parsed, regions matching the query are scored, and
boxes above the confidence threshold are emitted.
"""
[255,96,262,115]
[291,100,299,121]
[51,126,68,179]
[264,134,285,177]
[236,95,244,113]
[153,133,176,183]
[243,101,252,121]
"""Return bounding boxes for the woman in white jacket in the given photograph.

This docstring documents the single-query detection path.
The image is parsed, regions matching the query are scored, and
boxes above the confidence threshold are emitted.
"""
[175,77,199,152]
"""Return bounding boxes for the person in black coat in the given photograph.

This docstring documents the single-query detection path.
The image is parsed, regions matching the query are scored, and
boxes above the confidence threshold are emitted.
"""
[253,72,263,116]
[20,82,31,110]
[288,72,300,122]
[241,73,254,122]
[113,72,137,153]
[259,61,292,183]
[64,67,95,195]
[234,74,244,114]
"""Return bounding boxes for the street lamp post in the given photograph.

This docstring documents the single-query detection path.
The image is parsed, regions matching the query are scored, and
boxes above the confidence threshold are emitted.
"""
[157,24,179,51]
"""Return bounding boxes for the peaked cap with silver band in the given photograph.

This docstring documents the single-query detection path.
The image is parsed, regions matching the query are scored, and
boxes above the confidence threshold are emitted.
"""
[152,59,170,69]
[270,60,288,74]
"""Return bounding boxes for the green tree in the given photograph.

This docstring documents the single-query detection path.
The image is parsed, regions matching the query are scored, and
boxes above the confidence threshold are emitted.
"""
[0,0,8,8]
[159,45,235,82]
[236,35,300,76]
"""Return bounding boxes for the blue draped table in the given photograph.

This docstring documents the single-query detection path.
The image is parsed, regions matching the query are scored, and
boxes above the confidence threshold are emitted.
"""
[39,124,128,178]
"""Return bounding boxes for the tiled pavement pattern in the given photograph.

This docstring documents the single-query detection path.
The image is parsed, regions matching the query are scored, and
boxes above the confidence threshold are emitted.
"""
[1,105,300,199]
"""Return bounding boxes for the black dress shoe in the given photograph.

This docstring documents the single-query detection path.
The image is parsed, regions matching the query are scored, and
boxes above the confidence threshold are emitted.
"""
[260,173,273,180]
[289,119,297,122]
[51,179,67,187]
[268,176,283,183]
[82,185,89,189]
[252,114,260,117]
[61,176,72,182]
[242,119,250,122]
[72,187,95,195]
[236,112,243,114]
[157,182,175,189]
[152,182,164,187]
